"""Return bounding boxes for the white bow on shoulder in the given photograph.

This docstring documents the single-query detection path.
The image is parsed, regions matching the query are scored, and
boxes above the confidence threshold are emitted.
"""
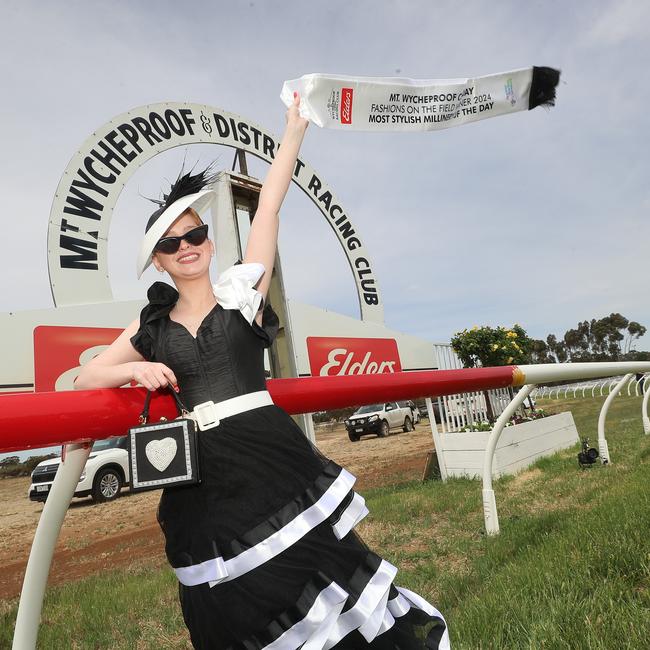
[212,262,266,325]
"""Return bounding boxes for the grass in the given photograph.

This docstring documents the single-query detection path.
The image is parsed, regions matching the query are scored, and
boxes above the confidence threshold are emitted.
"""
[2,395,649,648]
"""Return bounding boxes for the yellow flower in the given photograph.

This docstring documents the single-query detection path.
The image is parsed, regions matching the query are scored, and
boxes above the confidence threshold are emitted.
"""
[506,331,517,339]
[491,343,499,351]
[471,325,479,331]
[506,356,513,364]
[512,342,520,350]
[501,346,507,350]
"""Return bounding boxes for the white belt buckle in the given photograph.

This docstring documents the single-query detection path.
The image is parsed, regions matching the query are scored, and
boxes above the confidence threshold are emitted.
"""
[193,400,220,431]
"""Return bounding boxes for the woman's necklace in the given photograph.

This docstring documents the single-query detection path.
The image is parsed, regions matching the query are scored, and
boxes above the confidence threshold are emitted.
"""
[170,300,218,338]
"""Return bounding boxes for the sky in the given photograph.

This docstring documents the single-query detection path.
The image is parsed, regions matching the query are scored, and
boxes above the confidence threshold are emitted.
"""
[1,0,649,458]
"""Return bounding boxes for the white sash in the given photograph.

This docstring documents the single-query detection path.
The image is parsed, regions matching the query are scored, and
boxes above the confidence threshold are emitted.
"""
[281,66,559,132]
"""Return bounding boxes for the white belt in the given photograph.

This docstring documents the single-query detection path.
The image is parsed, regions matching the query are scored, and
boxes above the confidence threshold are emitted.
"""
[188,390,273,431]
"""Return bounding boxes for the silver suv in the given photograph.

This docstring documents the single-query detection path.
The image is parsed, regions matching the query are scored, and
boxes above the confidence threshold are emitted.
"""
[344,402,414,442]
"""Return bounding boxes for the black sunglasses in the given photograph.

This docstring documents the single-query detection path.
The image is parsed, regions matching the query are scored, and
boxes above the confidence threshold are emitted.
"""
[154,224,209,255]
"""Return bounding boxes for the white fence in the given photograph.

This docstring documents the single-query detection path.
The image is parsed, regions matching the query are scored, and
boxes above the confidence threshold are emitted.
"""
[532,373,649,400]
[432,344,515,432]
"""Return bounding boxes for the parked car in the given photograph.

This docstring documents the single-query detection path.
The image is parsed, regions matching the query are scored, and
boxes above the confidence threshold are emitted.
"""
[344,402,414,442]
[417,401,448,422]
[28,436,130,503]
[398,400,420,425]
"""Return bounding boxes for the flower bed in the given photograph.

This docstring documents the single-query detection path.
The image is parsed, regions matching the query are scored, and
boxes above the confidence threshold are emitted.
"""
[433,411,579,480]
[462,409,548,432]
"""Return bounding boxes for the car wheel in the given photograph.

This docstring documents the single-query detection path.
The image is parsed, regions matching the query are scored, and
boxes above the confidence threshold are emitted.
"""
[377,420,389,438]
[347,430,360,442]
[403,417,413,432]
[92,467,123,503]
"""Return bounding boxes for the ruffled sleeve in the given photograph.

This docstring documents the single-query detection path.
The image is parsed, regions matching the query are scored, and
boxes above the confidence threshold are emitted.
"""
[212,262,266,325]
[130,281,178,361]
[251,301,280,348]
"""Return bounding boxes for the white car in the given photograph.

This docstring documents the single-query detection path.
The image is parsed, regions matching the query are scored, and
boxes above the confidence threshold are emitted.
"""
[399,400,420,425]
[28,436,130,503]
[344,402,414,442]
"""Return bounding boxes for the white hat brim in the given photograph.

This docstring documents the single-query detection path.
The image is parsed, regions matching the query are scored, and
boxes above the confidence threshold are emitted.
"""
[137,189,216,278]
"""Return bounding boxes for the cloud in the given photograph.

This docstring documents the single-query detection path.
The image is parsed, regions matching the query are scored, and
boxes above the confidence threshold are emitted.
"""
[583,0,650,46]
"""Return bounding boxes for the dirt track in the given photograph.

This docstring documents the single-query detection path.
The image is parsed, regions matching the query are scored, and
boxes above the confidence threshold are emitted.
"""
[0,422,435,600]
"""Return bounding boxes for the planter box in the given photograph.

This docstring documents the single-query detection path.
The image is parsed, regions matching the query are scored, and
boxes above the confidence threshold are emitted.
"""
[434,411,579,481]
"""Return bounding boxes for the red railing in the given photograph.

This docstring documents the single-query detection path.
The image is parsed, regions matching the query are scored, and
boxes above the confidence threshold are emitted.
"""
[0,366,518,453]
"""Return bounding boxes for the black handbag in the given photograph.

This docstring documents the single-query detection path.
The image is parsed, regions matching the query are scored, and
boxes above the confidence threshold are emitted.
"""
[127,389,201,492]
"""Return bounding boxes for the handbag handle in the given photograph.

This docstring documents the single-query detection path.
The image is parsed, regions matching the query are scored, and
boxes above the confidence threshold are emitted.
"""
[139,387,190,424]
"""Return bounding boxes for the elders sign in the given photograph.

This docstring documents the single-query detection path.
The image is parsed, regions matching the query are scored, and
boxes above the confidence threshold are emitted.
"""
[307,337,402,376]
[33,326,123,392]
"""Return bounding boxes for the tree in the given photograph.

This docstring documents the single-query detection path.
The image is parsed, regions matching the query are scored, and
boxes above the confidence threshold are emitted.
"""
[312,407,358,423]
[624,321,647,355]
[451,324,533,421]
[531,314,647,363]
[22,454,58,475]
[451,324,532,369]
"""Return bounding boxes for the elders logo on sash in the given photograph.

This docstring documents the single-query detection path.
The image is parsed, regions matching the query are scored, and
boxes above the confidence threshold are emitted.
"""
[340,88,354,124]
[307,337,401,376]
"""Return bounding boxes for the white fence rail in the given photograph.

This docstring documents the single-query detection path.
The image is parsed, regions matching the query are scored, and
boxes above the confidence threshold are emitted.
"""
[424,362,650,537]
[532,373,649,400]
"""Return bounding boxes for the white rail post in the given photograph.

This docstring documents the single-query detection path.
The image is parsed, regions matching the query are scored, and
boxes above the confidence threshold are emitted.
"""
[426,397,448,481]
[642,381,650,435]
[482,384,536,536]
[13,442,91,650]
[437,397,447,433]
[597,373,632,465]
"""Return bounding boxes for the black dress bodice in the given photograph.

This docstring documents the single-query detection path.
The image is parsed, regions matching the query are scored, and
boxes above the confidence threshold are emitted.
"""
[130,281,280,410]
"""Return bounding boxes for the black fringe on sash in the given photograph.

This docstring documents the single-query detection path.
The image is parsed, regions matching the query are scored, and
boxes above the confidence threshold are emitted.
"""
[529,66,561,109]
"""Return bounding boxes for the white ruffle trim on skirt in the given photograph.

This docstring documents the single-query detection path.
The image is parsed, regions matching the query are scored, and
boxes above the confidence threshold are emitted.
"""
[261,559,450,650]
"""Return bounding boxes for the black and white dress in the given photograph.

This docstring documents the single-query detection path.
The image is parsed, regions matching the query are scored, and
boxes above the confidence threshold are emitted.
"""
[130,263,449,650]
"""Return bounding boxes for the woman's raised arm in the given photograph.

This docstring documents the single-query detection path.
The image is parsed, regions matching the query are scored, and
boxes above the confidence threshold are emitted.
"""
[243,92,308,308]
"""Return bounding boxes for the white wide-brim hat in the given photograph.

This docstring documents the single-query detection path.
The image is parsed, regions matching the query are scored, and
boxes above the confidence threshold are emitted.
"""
[137,189,216,278]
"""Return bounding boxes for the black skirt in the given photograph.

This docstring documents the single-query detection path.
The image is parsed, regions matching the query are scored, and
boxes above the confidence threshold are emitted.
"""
[158,406,448,649]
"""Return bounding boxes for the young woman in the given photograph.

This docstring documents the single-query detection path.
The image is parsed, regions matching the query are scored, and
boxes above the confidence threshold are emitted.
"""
[75,94,448,649]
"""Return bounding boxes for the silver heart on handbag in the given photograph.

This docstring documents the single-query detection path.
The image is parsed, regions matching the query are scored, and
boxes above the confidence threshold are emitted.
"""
[145,437,178,472]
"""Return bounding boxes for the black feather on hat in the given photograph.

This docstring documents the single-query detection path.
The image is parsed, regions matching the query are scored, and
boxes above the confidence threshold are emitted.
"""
[145,165,220,233]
